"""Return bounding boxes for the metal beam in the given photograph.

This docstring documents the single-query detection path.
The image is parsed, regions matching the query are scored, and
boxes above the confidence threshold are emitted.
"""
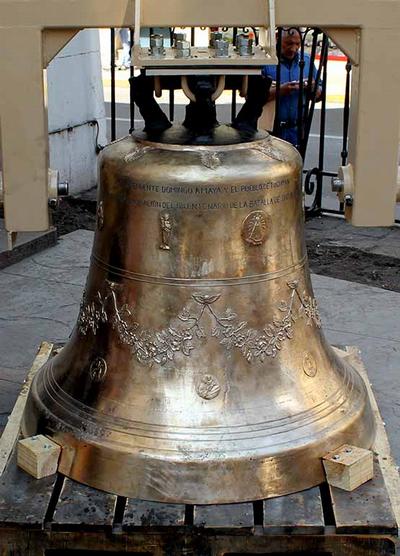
[0,28,49,231]
[348,27,400,225]
[323,28,360,65]
[43,29,79,67]
[0,0,399,28]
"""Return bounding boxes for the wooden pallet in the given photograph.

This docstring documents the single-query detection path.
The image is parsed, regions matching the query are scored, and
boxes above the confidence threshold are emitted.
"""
[0,343,399,556]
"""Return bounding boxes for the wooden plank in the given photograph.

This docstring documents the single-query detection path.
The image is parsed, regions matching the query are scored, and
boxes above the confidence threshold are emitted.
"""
[328,346,398,536]
[52,477,118,530]
[263,487,325,534]
[193,502,254,528]
[123,499,185,529]
[345,345,400,529]
[330,459,397,535]
[0,341,53,477]
[0,452,58,528]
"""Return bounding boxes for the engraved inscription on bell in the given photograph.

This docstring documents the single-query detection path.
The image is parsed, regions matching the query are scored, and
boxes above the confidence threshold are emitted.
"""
[241,211,269,245]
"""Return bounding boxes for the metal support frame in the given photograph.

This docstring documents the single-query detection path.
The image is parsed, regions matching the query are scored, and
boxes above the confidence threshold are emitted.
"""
[0,0,400,231]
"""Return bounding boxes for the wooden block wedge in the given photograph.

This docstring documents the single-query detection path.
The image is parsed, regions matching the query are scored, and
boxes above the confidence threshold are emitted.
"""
[17,435,61,479]
[323,444,374,491]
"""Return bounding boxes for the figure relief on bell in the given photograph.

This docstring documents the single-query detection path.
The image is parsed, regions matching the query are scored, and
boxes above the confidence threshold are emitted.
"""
[159,211,173,250]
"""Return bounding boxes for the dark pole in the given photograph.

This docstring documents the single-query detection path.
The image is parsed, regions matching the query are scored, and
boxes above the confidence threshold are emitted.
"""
[296,29,306,150]
[314,38,328,212]
[169,88,175,122]
[110,28,116,141]
[301,32,328,159]
[129,28,135,133]
[341,59,352,166]
[273,28,282,137]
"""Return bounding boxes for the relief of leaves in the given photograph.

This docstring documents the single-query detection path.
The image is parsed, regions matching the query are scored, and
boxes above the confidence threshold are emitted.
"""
[220,308,237,321]
[78,294,108,335]
[218,321,250,350]
[298,294,322,328]
[195,326,206,339]
[78,280,321,366]
[178,307,192,322]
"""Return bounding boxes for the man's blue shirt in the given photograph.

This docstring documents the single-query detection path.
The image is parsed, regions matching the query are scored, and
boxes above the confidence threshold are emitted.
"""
[262,52,318,145]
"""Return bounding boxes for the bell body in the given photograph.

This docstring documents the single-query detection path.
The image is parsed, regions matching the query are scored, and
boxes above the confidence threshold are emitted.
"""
[22,127,375,504]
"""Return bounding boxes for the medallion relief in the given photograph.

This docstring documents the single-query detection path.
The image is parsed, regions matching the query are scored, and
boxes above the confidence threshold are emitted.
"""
[241,211,270,246]
[89,357,108,382]
[200,151,222,170]
[303,353,318,377]
[196,374,221,400]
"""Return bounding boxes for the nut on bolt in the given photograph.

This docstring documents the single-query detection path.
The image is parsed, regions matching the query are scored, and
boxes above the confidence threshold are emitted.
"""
[344,194,353,207]
[49,181,69,208]
[331,177,344,193]
[58,182,69,197]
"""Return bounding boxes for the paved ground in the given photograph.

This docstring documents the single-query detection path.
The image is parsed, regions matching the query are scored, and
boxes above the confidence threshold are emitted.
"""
[306,215,400,259]
[0,229,399,467]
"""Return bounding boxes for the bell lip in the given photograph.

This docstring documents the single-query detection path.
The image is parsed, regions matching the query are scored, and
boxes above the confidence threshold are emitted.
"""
[22,360,376,505]
[49,406,376,505]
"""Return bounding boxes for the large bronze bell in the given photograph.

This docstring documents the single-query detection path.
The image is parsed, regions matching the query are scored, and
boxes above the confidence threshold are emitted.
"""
[22,123,375,504]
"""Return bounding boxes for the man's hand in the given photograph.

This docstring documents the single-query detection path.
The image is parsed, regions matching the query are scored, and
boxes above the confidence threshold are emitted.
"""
[279,81,300,95]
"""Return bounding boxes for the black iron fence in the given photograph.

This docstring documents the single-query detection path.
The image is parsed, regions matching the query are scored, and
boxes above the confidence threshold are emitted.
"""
[106,27,355,218]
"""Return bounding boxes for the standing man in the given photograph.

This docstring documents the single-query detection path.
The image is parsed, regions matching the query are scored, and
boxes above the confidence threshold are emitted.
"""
[117,28,131,70]
[263,28,321,147]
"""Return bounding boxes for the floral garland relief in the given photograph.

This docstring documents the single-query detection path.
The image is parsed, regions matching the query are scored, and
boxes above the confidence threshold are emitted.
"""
[77,280,321,367]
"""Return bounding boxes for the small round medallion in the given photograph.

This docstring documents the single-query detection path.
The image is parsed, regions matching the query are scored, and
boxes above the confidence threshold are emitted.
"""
[97,201,104,230]
[196,374,221,400]
[241,211,269,246]
[303,353,317,377]
[89,357,107,382]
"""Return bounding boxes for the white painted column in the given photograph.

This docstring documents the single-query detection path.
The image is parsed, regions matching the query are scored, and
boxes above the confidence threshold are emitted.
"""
[47,29,107,196]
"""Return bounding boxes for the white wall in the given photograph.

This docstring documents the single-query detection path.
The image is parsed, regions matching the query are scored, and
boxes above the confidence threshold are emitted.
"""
[47,30,107,195]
